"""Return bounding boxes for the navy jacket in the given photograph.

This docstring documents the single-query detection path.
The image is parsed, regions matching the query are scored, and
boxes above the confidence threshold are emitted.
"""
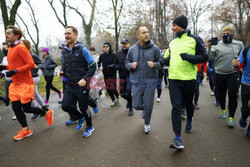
[61,42,96,87]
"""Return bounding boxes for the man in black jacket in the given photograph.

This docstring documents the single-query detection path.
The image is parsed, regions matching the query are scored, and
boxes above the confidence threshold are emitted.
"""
[115,39,133,116]
[98,42,119,107]
[59,26,96,138]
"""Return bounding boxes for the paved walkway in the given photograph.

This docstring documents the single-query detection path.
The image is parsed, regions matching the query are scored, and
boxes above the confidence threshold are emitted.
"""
[0,81,249,167]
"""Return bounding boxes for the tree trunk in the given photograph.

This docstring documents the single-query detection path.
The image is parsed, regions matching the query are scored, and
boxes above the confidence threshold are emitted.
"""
[0,0,21,33]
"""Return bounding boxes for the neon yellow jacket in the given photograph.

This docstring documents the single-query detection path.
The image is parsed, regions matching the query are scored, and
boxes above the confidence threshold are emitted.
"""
[164,32,206,80]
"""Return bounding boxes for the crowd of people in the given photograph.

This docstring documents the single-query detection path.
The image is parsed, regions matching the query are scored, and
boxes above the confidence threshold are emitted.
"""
[0,15,249,150]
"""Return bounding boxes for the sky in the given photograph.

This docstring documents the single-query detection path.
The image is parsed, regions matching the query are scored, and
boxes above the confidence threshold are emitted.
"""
[0,0,107,47]
[0,0,225,48]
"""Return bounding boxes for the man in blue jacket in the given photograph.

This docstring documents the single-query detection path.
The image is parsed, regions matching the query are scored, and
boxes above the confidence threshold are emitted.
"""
[125,26,161,134]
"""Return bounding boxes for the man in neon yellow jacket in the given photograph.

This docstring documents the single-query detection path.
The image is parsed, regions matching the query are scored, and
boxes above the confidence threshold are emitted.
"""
[164,15,208,150]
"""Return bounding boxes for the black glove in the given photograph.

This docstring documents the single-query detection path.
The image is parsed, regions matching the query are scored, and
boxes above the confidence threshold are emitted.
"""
[6,69,18,77]
[180,53,192,61]
[180,53,208,64]
[0,65,6,71]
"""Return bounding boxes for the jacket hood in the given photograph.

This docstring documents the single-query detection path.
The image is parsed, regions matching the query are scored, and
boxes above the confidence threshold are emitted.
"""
[136,40,154,49]
[103,42,113,55]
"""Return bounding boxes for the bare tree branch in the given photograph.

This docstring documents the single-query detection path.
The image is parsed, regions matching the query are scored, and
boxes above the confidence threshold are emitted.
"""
[47,0,67,28]
[67,0,96,46]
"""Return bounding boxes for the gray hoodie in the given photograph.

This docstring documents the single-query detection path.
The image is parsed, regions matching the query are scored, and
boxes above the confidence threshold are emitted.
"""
[125,40,161,86]
[207,40,244,75]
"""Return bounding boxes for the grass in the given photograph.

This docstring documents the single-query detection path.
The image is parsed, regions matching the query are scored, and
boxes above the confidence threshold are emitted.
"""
[0,75,63,97]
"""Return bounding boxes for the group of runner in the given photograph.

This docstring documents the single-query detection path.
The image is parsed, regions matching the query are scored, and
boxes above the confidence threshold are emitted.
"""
[0,15,249,151]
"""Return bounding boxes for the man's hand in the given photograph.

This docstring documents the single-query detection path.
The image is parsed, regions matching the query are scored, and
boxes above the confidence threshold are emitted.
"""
[131,62,137,69]
[78,79,86,87]
[0,65,6,71]
[180,53,191,61]
[6,69,18,77]
[232,59,240,67]
[99,67,103,72]
[147,61,155,68]
[58,71,64,79]
[206,40,212,48]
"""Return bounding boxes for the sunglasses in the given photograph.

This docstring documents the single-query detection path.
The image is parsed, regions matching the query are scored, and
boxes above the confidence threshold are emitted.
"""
[103,45,109,48]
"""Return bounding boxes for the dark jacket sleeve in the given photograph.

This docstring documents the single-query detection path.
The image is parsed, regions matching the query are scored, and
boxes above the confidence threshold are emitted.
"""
[181,35,208,64]
[97,55,102,68]
[81,47,96,81]
[49,57,58,69]
[83,63,96,81]
[114,54,122,71]
[32,53,44,69]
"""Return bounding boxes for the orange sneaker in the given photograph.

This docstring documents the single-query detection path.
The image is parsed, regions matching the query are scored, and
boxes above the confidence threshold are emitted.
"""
[13,129,33,141]
[45,109,54,126]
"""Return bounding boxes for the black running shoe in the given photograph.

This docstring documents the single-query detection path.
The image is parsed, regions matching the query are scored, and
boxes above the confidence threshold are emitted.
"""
[31,114,40,121]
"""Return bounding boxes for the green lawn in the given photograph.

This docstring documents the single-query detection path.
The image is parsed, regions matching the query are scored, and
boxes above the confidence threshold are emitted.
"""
[0,76,63,97]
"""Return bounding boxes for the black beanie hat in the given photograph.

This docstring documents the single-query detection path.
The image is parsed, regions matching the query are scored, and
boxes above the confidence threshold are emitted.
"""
[173,15,188,29]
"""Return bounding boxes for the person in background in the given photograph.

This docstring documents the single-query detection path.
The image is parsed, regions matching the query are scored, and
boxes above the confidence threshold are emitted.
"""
[207,57,220,106]
[58,44,65,105]
[89,46,103,103]
[98,42,119,107]
[156,53,164,103]
[233,46,250,140]
[115,38,133,116]
[21,39,50,121]
[193,61,208,109]
[1,42,11,107]
[41,47,61,105]
[162,46,169,88]
[207,25,244,127]
[1,42,15,120]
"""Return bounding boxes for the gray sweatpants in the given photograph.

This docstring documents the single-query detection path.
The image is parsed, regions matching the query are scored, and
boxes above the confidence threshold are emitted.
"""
[31,77,45,108]
[132,85,155,125]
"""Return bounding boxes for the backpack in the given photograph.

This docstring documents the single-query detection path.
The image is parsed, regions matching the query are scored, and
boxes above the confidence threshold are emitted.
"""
[243,45,250,67]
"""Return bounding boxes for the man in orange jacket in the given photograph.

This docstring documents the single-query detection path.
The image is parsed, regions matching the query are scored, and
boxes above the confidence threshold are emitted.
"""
[0,26,54,141]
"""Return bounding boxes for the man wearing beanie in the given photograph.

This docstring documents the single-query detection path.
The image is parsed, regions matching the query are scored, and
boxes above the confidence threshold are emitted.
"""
[207,25,244,127]
[164,15,207,149]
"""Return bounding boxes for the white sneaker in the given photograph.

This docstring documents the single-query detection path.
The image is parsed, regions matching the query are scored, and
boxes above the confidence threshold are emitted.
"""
[210,91,214,96]
[115,98,119,106]
[110,101,116,107]
[144,124,151,134]
[12,116,17,120]
[156,97,161,103]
